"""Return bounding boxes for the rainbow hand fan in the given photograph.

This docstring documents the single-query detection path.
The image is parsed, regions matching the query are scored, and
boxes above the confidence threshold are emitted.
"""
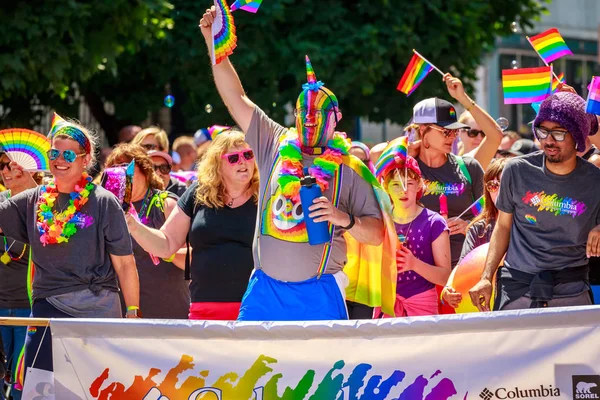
[231,0,263,13]
[212,0,237,65]
[0,129,51,171]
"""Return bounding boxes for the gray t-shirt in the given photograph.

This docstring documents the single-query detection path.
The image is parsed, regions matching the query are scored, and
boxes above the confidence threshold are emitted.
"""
[418,154,484,266]
[0,185,133,300]
[246,107,382,282]
[0,191,29,309]
[497,151,600,275]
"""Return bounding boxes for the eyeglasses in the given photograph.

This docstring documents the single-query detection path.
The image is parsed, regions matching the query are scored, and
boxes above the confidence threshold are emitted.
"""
[0,161,11,171]
[428,125,458,138]
[153,164,172,174]
[222,150,254,165]
[460,128,485,138]
[534,127,568,142]
[47,149,87,163]
[293,109,332,118]
[141,143,159,151]
[485,180,500,193]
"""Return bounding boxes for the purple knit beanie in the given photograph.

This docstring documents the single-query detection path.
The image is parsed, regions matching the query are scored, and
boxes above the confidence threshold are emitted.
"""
[533,91,598,152]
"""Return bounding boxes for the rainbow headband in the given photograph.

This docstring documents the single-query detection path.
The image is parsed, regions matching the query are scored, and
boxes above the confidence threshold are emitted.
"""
[49,113,91,154]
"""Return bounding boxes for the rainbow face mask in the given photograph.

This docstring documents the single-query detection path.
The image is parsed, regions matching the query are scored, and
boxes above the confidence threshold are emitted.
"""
[295,56,339,148]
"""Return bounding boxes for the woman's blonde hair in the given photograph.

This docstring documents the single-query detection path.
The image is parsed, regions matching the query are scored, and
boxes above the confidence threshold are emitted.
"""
[195,130,258,208]
[132,126,170,152]
[105,143,165,190]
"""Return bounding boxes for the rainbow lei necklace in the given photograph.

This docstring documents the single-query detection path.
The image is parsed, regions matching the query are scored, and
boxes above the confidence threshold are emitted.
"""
[278,128,350,201]
[36,173,95,246]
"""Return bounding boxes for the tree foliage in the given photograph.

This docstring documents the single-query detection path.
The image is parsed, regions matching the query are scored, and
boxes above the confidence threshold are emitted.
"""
[0,0,548,143]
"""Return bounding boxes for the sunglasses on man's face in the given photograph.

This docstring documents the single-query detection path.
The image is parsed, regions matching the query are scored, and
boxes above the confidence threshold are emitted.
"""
[153,164,172,174]
[485,180,500,193]
[534,127,568,142]
[47,148,86,163]
[461,128,485,138]
[0,160,11,171]
[222,150,254,165]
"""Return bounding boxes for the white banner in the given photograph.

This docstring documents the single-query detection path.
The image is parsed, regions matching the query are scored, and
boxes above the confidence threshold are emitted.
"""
[50,306,600,400]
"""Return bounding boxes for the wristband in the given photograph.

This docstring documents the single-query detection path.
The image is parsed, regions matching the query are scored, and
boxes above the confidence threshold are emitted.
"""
[127,306,139,312]
[341,214,355,230]
[465,99,476,112]
[163,254,176,263]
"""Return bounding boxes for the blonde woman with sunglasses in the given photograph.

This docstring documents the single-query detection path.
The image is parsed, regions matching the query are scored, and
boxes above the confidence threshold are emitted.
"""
[126,130,258,320]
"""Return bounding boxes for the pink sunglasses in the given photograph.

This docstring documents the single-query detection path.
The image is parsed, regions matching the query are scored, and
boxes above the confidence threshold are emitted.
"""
[221,149,254,165]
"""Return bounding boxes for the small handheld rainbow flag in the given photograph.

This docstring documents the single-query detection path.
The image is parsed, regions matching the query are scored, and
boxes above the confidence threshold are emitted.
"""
[397,51,437,96]
[552,72,565,93]
[230,0,263,13]
[502,66,552,104]
[527,28,572,65]
[212,0,237,65]
[586,76,600,115]
[531,72,565,113]
[453,195,485,221]
[470,196,485,217]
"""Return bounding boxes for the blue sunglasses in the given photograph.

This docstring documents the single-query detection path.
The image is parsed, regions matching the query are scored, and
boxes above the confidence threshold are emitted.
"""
[47,148,87,163]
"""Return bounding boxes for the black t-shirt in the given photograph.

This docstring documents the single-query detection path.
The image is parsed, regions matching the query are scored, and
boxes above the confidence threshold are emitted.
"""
[177,183,257,302]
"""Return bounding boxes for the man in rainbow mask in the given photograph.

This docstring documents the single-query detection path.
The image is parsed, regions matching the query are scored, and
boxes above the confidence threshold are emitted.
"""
[199,7,397,320]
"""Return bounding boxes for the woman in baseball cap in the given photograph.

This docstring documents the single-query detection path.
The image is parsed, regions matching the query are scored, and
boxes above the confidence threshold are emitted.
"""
[411,74,494,271]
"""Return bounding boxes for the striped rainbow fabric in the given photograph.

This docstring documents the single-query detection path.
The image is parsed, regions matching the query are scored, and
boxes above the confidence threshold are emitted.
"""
[552,72,565,92]
[397,53,434,96]
[212,0,237,65]
[502,66,552,104]
[470,196,485,217]
[230,0,263,13]
[586,76,600,115]
[343,155,397,317]
[529,28,572,64]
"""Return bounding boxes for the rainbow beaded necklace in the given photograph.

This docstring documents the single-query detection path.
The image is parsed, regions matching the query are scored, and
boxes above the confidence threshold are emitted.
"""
[36,173,95,245]
[277,128,350,201]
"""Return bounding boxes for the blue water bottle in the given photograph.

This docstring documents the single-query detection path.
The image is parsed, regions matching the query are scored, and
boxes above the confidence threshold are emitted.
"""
[300,168,331,245]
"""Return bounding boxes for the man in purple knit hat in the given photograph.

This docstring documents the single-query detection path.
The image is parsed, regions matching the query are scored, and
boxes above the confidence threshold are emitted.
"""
[470,91,600,311]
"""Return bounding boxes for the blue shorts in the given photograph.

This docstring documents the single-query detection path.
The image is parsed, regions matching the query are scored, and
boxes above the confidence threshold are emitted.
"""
[237,269,348,321]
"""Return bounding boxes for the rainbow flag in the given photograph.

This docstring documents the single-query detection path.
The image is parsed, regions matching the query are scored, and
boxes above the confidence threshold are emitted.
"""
[231,0,263,13]
[470,196,485,217]
[212,0,237,65]
[529,28,572,64]
[397,53,434,96]
[502,66,552,104]
[586,76,600,115]
[531,73,565,113]
[552,72,565,92]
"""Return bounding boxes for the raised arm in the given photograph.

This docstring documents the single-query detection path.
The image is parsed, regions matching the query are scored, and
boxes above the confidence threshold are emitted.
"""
[444,73,503,170]
[125,205,191,259]
[468,210,512,311]
[199,7,255,132]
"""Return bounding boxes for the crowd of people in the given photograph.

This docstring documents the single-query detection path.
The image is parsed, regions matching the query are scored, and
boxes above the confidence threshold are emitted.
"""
[1,5,600,399]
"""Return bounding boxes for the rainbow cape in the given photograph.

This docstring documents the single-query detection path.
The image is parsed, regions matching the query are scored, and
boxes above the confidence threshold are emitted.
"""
[342,155,397,317]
